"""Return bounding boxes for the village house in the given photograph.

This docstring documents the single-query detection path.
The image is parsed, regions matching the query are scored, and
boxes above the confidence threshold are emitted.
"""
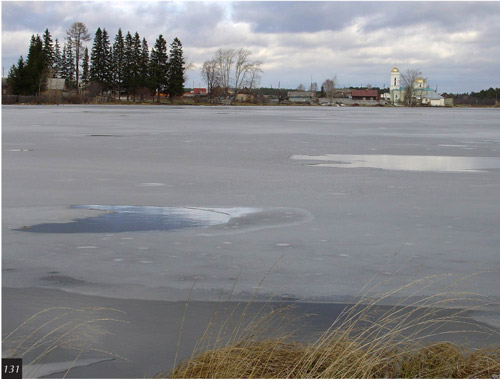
[287,91,316,103]
[235,87,256,102]
[351,89,380,101]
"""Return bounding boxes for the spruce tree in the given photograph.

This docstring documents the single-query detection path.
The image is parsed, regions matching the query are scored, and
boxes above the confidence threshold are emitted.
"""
[167,37,185,99]
[62,42,76,87]
[149,34,168,103]
[54,39,61,77]
[112,29,125,98]
[61,45,68,81]
[101,29,112,91]
[81,47,90,94]
[90,27,103,83]
[26,34,46,95]
[140,37,150,93]
[7,57,27,95]
[90,28,112,92]
[123,32,132,101]
[42,29,54,76]
[123,32,140,101]
[131,32,142,100]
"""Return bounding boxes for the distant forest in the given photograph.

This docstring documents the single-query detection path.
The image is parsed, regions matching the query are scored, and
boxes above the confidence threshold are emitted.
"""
[6,22,185,102]
[446,88,500,106]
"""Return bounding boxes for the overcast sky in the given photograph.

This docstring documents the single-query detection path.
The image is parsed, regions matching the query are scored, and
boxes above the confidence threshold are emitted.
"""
[2,1,500,93]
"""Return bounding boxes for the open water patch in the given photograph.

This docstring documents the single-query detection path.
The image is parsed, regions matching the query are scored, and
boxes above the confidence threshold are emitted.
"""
[291,154,500,172]
[18,205,261,233]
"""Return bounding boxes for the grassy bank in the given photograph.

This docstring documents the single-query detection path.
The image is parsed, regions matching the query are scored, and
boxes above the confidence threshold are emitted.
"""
[158,276,500,378]
[164,338,500,378]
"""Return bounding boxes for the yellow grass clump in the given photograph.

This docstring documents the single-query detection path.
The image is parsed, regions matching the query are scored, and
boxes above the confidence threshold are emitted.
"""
[165,339,500,378]
[158,273,500,378]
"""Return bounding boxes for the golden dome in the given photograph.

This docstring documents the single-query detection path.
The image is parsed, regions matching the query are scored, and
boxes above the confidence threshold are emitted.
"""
[416,77,425,82]
[391,67,399,72]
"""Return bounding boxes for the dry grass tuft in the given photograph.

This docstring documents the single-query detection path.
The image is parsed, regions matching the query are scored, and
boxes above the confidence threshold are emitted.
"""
[165,339,500,378]
[158,273,500,378]
[2,306,129,378]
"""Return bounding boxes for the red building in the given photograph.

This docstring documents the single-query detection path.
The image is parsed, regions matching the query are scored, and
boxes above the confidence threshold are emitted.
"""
[193,88,207,95]
[351,89,380,100]
[183,88,207,97]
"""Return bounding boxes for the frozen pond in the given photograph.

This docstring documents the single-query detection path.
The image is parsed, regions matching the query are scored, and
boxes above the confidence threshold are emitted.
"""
[2,105,500,326]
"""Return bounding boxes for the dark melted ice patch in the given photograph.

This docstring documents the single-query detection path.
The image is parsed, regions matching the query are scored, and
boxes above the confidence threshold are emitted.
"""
[17,205,261,233]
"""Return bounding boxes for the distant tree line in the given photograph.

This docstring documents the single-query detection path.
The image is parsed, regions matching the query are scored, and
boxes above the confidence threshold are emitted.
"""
[447,88,500,106]
[7,22,186,102]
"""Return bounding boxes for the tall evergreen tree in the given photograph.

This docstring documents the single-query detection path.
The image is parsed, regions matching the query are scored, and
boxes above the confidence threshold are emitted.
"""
[90,27,103,82]
[25,34,47,95]
[60,45,68,81]
[6,56,27,95]
[81,47,90,93]
[112,29,125,98]
[123,31,134,100]
[42,29,54,76]
[139,37,150,91]
[90,27,112,92]
[130,32,142,100]
[166,37,185,99]
[101,28,112,90]
[54,39,61,77]
[62,42,76,87]
[149,34,168,103]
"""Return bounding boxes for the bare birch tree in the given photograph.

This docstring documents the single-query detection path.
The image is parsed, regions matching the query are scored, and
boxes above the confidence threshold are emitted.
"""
[400,68,422,106]
[247,64,263,90]
[214,48,235,92]
[233,48,262,95]
[203,48,263,98]
[201,59,219,98]
[322,75,337,104]
[66,22,91,93]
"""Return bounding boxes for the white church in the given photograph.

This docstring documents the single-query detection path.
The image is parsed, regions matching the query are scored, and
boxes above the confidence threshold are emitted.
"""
[386,67,446,106]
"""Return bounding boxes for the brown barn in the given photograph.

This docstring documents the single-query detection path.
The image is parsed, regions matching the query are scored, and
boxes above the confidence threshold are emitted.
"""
[351,89,380,101]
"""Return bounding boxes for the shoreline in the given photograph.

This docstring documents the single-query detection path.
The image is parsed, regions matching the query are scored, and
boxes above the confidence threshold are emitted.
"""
[3,287,500,378]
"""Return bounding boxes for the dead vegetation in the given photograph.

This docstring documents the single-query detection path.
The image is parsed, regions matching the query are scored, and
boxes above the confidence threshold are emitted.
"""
[159,274,500,378]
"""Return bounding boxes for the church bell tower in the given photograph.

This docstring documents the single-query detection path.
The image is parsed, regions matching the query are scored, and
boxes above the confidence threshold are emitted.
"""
[390,66,400,91]
[390,66,400,104]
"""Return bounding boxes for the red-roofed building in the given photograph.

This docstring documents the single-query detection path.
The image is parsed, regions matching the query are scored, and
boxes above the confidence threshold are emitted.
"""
[183,88,208,97]
[193,88,207,95]
[351,89,380,101]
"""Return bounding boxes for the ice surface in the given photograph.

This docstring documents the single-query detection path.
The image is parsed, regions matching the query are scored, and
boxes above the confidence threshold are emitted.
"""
[291,154,500,172]
[2,106,500,322]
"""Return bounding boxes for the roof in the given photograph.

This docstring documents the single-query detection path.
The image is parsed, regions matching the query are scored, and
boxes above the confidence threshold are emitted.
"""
[193,88,207,94]
[391,67,399,73]
[351,89,379,97]
[288,91,314,98]
[422,90,443,100]
[237,87,254,95]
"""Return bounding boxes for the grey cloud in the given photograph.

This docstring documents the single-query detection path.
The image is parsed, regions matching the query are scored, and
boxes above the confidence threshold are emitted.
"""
[2,2,65,33]
[231,2,500,34]
[231,2,358,33]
